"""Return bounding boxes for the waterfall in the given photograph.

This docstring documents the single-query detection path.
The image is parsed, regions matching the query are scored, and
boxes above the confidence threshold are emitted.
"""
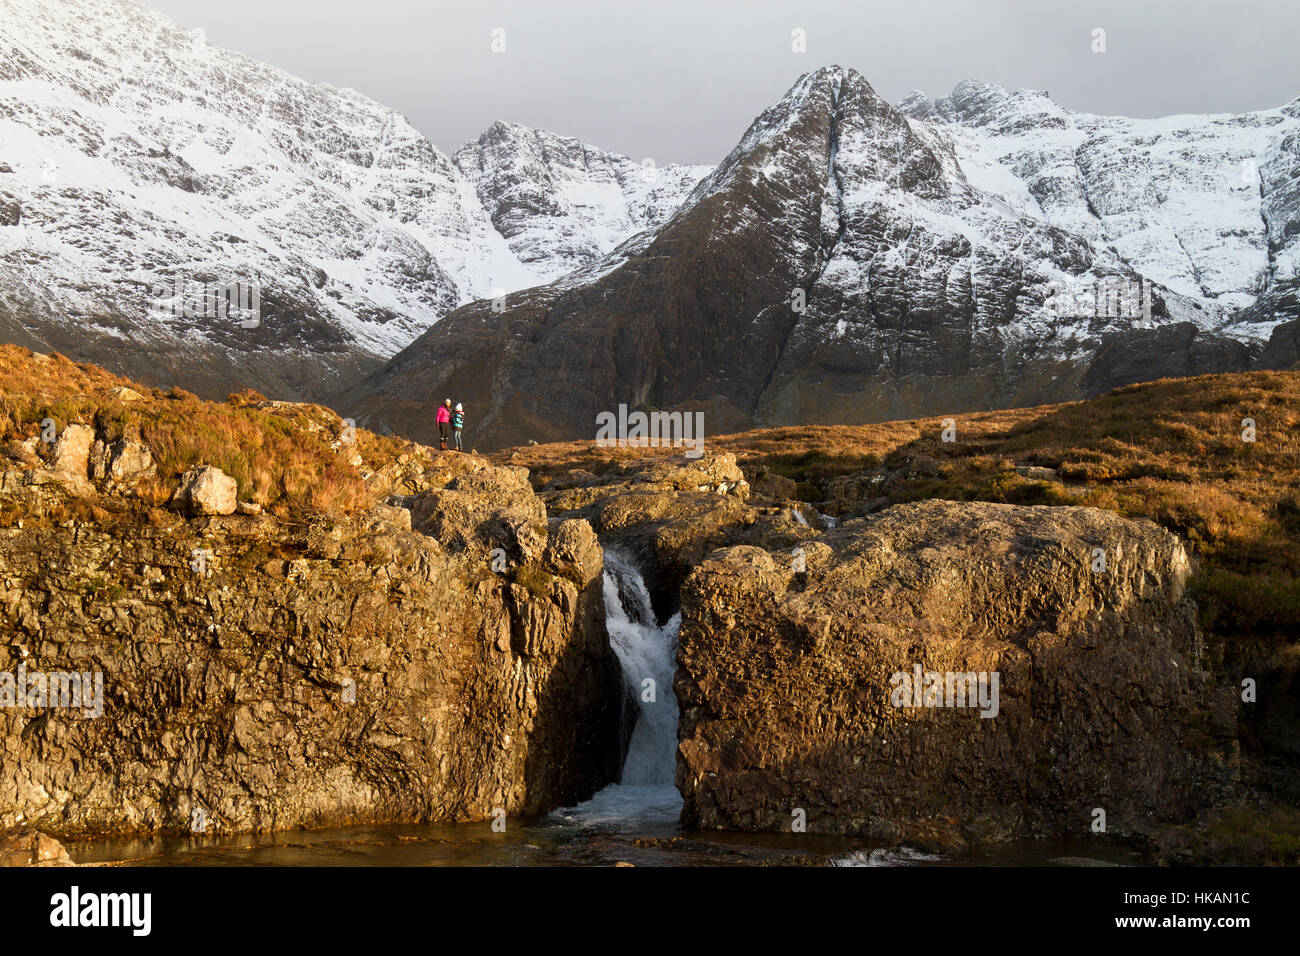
[547,548,683,827]
[601,550,681,786]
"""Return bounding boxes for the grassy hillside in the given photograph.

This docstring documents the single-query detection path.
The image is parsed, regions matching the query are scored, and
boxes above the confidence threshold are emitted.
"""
[7,345,1294,665]
[502,371,1300,672]
[0,345,411,517]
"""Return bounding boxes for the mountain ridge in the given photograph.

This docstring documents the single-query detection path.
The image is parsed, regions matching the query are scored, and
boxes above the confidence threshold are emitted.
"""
[1,3,1297,421]
[0,0,705,398]
[344,64,1299,448]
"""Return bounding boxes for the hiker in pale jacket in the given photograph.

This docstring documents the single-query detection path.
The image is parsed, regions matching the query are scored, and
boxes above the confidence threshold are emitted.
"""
[452,403,465,452]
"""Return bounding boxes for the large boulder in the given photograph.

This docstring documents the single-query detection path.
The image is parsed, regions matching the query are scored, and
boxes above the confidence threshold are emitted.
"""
[0,468,626,836]
[108,441,155,483]
[49,423,95,477]
[405,464,548,563]
[675,500,1239,845]
[90,439,156,487]
[172,465,238,515]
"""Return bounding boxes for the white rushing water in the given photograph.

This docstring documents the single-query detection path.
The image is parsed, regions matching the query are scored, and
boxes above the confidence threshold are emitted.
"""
[602,550,681,785]
[830,847,944,867]
[549,548,682,828]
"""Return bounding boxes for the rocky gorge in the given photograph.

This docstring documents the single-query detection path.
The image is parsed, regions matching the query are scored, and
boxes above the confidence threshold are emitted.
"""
[1,348,1296,863]
[517,448,1249,851]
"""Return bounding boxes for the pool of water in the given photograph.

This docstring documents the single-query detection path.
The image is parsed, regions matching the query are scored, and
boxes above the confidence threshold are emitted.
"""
[64,799,1147,868]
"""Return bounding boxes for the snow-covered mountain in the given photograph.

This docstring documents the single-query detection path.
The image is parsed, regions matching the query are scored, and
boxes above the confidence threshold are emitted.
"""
[454,122,709,283]
[900,81,1300,339]
[0,0,535,395]
[348,66,1300,449]
[1,0,1296,416]
[0,0,702,398]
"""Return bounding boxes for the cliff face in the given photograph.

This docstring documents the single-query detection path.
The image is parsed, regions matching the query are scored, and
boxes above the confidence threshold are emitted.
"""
[1082,322,1258,395]
[673,501,1240,845]
[0,405,625,836]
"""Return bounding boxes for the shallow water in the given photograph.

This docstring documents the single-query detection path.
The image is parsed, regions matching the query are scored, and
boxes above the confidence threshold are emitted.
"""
[64,813,1147,868]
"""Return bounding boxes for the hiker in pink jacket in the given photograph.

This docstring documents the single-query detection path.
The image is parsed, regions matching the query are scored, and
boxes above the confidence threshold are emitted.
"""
[436,398,452,451]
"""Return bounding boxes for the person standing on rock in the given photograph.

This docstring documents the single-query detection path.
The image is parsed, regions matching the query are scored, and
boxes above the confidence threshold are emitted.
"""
[436,398,452,451]
[452,402,465,452]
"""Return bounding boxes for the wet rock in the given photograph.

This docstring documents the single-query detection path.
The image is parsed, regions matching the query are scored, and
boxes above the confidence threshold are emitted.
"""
[0,829,75,866]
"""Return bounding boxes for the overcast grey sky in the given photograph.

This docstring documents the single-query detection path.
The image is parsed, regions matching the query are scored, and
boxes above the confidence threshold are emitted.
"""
[147,0,1300,165]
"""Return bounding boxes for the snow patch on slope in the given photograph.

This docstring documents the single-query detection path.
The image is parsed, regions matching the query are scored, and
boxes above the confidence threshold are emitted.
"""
[902,81,1300,329]
[453,121,709,283]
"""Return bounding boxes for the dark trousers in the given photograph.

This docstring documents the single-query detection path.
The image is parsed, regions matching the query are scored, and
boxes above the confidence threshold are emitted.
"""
[438,422,449,443]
